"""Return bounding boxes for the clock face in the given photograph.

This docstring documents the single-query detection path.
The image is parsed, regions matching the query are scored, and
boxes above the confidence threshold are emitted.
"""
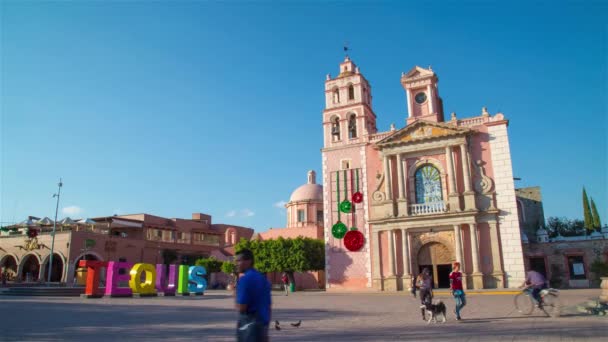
[415,92,427,104]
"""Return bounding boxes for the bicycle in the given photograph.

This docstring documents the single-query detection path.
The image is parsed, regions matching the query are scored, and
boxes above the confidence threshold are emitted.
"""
[514,286,561,317]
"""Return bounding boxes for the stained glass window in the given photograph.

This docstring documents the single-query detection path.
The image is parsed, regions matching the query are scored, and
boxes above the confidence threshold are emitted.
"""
[415,165,443,203]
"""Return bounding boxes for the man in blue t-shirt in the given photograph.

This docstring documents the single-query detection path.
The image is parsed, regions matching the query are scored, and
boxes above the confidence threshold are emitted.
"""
[235,249,271,342]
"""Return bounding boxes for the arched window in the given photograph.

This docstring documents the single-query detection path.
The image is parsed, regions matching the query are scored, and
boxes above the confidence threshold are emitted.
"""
[348,84,355,100]
[331,116,341,141]
[415,165,443,203]
[332,88,340,104]
[348,114,357,139]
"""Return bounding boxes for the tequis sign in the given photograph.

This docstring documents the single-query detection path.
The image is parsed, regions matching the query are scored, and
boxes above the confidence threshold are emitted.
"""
[79,260,207,298]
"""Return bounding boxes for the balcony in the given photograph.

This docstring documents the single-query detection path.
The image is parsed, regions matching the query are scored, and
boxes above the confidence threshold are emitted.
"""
[409,201,448,216]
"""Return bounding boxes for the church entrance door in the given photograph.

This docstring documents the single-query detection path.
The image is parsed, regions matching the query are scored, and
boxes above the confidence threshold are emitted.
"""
[417,242,453,289]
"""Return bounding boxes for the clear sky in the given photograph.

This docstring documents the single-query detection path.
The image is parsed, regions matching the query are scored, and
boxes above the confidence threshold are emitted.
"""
[1,1,606,231]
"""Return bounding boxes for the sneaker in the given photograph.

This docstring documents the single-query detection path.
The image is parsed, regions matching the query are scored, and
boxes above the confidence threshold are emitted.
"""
[456,316,461,321]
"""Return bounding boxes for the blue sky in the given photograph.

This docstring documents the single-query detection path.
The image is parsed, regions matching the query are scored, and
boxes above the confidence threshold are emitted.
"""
[1,1,606,231]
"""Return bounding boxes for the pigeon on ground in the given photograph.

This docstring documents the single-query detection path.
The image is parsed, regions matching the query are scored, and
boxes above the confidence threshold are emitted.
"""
[274,321,281,331]
[291,320,302,327]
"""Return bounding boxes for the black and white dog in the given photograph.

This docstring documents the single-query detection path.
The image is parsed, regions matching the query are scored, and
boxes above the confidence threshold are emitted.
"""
[420,301,447,324]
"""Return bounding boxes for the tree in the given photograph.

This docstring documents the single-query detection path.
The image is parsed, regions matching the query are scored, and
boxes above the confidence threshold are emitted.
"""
[583,188,594,232]
[221,260,238,286]
[234,237,325,291]
[546,217,585,237]
[590,197,602,230]
[194,257,223,274]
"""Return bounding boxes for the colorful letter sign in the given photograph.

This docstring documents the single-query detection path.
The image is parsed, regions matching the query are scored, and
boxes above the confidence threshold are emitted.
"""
[82,262,206,298]
[129,263,156,295]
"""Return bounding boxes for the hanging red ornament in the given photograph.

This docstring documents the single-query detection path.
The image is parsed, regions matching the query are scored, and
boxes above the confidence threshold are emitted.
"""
[344,229,364,251]
[332,222,347,239]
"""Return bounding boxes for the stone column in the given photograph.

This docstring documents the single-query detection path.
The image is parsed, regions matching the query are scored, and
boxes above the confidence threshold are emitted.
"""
[396,154,408,217]
[387,230,396,276]
[469,223,484,289]
[445,145,460,211]
[460,143,476,211]
[488,221,505,288]
[453,225,464,265]
[460,144,472,191]
[401,229,412,290]
[406,89,413,118]
[427,84,435,114]
[372,230,383,290]
[445,146,456,194]
[384,229,398,291]
[383,155,393,200]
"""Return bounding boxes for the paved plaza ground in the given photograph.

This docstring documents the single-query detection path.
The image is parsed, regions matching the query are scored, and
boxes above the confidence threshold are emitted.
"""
[0,289,606,341]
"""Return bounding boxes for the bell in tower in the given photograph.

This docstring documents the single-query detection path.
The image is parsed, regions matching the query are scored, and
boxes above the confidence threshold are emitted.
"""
[322,56,378,148]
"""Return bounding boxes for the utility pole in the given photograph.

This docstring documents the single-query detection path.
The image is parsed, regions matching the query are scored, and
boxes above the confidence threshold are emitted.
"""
[47,178,63,284]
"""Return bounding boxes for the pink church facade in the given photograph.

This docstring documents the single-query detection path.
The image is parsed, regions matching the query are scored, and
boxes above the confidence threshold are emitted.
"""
[322,57,526,291]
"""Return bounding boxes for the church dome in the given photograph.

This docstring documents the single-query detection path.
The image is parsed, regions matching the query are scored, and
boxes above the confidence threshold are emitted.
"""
[289,171,323,202]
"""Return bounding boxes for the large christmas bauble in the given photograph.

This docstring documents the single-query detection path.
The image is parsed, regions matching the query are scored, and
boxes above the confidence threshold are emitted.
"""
[344,229,365,251]
[331,222,347,239]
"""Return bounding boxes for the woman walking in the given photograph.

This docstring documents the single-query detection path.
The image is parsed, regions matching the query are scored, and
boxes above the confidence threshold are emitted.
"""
[281,272,290,296]
[450,262,466,320]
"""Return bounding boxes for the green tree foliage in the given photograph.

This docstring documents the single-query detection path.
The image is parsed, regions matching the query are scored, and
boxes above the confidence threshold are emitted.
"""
[582,188,594,231]
[590,197,602,230]
[234,237,325,289]
[194,257,223,273]
[590,259,608,280]
[546,217,585,237]
[221,261,237,275]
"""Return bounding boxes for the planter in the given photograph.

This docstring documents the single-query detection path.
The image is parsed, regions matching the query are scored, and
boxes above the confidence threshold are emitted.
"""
[600,277,608,304]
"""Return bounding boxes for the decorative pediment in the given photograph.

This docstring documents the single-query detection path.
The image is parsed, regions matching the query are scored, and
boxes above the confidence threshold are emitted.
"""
[376,120,470,147]
[402,66,435,80]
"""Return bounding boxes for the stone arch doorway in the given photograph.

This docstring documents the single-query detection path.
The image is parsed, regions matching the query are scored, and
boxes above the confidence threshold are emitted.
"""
[19,254,41,282]
[417,242,453,288]
[72,253,103,285]
[1,255,18,281]
[41,253,65,283]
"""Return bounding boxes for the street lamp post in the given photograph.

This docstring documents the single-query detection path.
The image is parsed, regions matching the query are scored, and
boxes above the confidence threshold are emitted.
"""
[47,178,63,284]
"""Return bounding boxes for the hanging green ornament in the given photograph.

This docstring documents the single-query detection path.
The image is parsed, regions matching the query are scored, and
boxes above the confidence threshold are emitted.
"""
[339,169,352,213]
[332,221,347,239]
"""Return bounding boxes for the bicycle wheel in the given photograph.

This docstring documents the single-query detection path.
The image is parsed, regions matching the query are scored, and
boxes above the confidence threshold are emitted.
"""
[542,293,562,318]
[514,293,534,315]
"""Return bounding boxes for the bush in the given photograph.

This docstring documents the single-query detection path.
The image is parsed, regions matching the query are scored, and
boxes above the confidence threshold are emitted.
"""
[590,259,608,280]
[194,257,223,274]
[221,261,237,275]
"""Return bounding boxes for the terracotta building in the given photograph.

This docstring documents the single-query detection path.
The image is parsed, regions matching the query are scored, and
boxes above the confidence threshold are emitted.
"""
[0,213,253,284]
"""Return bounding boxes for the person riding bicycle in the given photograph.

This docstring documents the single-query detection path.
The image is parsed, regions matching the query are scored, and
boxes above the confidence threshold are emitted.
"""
[521,269,547,307]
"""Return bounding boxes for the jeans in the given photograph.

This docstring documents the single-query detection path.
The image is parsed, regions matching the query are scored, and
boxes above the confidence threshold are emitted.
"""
[531,284,547,305]
[237,313,268,342]
[283,283,289,296]
[453,290,466,318]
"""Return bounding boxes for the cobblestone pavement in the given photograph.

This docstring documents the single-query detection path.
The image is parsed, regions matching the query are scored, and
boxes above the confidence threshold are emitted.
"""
[0,289,605,341]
